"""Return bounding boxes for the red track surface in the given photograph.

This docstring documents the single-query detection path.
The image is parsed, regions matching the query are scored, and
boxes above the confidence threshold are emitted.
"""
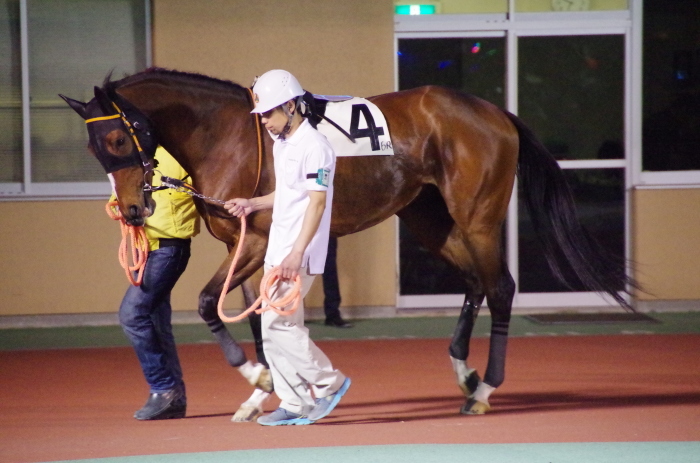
[1,335,699,462]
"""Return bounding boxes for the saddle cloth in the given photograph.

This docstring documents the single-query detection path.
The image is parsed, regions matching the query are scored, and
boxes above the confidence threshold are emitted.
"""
[305,94,394,157]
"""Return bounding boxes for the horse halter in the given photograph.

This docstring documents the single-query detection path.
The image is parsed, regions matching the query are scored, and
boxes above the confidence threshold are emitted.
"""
[84,100,157,191]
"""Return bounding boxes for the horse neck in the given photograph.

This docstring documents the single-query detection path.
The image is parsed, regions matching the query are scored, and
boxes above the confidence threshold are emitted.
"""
[117,80,273,201]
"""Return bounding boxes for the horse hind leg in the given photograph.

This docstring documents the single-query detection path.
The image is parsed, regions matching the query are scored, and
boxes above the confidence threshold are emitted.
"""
[449,276,485,398]
[397,188,489,410]
[461,231,515,415]
[438,238,492,410]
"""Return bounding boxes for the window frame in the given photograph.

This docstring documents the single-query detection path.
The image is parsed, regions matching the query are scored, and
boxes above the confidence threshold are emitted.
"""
[394,5,640,310]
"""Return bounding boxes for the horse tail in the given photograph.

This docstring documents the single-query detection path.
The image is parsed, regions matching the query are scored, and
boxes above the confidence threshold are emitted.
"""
[504,111,637,311]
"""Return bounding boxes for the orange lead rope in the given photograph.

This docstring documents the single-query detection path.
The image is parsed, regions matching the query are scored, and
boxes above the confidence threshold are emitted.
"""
[106,201,149,286]
[216,215,302,323]
[216,88,301,323]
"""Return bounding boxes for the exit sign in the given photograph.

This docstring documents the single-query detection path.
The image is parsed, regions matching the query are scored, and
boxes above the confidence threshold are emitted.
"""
[395,4,437,15]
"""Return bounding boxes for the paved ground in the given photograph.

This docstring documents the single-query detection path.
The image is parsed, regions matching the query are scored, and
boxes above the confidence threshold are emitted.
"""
[1,313,699,463]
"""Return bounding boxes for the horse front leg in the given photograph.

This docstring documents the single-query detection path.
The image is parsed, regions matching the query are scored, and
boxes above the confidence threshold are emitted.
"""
[197,243,270,422]
[231,267,274,423]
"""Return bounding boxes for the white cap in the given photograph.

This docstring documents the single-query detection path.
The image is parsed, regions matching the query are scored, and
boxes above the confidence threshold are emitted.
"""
[251,69,304,114]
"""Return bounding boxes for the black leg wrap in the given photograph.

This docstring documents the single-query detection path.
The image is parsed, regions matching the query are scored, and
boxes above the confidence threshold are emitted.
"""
[199,292,247,368]
[448,299,481,360]
[483,329,508,388]
[212,327,247,368]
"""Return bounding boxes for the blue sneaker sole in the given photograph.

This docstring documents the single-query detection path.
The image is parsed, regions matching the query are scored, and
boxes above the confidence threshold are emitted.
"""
[309,377,352,421]
[258,417,313,426]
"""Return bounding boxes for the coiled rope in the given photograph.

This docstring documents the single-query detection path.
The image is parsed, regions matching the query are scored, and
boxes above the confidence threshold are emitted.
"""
[105,201,149,286]
[216,214,302,323]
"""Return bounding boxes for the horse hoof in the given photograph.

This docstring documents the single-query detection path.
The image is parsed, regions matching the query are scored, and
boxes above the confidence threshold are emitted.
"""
[458,370,481,397]
[255,368,273,393]
[460,398,491,415]
[232,404,263,422]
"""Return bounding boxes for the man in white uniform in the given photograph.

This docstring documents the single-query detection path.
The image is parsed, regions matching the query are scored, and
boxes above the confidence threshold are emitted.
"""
[225,69,350,426]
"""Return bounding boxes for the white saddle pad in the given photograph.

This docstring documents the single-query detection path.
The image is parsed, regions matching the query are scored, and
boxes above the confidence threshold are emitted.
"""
[313,96,394,157]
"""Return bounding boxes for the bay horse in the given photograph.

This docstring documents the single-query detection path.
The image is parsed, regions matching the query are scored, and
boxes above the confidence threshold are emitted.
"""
[61,68,633,418]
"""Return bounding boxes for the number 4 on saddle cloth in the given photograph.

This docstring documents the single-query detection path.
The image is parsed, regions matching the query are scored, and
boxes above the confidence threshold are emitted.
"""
[301,92,395,157]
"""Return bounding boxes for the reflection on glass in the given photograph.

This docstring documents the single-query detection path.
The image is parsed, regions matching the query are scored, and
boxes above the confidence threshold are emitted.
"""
[642,0,700,171]
[0,0,22,183]
[516,0,628,12]
[27,0,147,182]
[398,37,505,296]
[519,35,624,160]
[519,168,625,292]
[399,37,505,108]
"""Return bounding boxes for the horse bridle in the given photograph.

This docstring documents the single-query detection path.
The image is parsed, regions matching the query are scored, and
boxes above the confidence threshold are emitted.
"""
[84,100,158,192]
[85,89,264,200]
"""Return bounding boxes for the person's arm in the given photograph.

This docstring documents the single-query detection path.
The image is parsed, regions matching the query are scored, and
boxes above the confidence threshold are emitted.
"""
[224,191,275,217]
[278,190,327,280]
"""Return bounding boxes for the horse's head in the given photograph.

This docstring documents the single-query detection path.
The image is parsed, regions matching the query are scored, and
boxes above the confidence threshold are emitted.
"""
[60,87,158,226]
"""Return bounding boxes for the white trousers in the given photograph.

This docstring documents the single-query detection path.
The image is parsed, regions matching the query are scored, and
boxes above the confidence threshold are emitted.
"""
[261,265,346,415]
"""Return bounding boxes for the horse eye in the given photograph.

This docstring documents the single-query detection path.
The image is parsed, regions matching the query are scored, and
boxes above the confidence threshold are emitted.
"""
[116,137,126,147]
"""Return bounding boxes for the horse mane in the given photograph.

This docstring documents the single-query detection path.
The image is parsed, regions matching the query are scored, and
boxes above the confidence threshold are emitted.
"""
[102,67,249,99]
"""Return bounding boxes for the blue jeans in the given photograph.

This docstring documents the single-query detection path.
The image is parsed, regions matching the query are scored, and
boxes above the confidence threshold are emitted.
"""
[119,243,190,394]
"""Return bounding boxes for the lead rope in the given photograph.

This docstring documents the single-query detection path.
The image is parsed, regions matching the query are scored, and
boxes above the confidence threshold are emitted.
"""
[215,88,301,323]
[216,214,302,323]
[106,201,148,285]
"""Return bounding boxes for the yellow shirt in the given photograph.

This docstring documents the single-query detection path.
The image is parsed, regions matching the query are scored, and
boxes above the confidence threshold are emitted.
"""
[109,147,200,251]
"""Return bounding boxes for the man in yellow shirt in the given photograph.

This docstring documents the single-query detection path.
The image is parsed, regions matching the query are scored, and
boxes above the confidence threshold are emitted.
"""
[115,146,199,420]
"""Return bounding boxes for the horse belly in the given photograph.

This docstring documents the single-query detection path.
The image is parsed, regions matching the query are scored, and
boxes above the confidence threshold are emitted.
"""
[330,155,420,236]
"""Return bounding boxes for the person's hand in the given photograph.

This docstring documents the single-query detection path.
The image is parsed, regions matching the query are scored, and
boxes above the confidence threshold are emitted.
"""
[278,251,303,280]
[225,198,253,217]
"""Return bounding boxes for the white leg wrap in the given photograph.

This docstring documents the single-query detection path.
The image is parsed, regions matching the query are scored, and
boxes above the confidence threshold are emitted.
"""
[232,388,271,422]
[237,360,265,386]
[242,387,270,407]
[450,356,476,382]
[472,381,496,405]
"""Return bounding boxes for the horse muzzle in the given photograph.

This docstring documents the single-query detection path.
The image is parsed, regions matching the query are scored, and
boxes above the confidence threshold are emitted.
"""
[122,195,155,227]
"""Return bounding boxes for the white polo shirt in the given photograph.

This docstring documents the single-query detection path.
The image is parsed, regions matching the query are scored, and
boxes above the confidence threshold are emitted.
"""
[265,118,335,274]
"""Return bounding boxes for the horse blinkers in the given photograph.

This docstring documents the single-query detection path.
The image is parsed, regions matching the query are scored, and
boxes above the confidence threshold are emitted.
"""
[60,88,158,226]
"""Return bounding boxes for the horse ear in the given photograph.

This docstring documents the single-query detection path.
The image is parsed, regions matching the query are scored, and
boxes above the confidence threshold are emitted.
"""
[93,86,116,114]
[59,94,89,120]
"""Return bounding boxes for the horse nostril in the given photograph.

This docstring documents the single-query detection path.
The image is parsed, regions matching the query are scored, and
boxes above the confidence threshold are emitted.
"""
[129,205,139,218]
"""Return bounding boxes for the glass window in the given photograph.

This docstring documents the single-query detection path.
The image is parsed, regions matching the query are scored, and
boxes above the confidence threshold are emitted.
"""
[518,35,624,161]
[0,0,22,183]
[28,0,147,183]
[398,37,506,112]
[516,0,628,12]
[642,0,700,172]
[397,36,505,296]
[518,168,625,292]
[0,0,148,194]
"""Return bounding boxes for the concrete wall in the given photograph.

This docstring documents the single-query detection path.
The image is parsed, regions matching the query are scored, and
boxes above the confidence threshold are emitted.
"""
[632,188,700,301]
[0,0,396,317]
